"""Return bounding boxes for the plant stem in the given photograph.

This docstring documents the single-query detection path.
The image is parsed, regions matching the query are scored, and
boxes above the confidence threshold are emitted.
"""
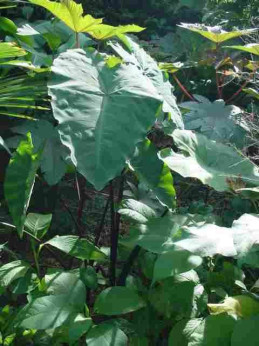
[31,239,40,277]
[172,74,196,101]
[117,245,141,286]
[109,181,117,286]
[95,197,110,246]
[76,32,80,49]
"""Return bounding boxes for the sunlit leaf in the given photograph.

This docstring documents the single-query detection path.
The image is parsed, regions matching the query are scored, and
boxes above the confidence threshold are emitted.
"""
[178,23,256,43]
[224,43,259,56]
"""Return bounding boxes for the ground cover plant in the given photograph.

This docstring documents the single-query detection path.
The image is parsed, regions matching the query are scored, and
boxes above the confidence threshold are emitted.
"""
[0,0,258,345]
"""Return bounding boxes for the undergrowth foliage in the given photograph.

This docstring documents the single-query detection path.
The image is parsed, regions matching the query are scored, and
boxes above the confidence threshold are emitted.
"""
[0,0,258,345]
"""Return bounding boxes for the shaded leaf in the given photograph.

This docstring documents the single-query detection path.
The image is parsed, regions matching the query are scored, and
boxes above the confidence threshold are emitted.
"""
[4,133,42,237]
[24,213,52,239]
[94,287,146,315]
[86,323,128,346]
[0,261,31,287]
[231,315,259,346]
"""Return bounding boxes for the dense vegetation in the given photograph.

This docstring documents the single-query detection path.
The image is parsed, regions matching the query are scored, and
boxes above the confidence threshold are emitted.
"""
[0,0,258,345]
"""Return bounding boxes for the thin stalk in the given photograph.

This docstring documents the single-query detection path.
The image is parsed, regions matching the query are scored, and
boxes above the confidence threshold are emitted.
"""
[172,74,196,101]
[31,239,40,277]
[75,32,80,49]
[109,181,117,286]
[117,208,168,286]
[216,70,222,98]
[95,197,110,246]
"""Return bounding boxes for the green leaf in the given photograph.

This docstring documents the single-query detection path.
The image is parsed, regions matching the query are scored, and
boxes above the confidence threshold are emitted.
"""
[181,96,248,147]
[149,271,206,319]
[175,223,237,257]
[130,139,176,209]
[169,315,236,346]
[231,315,259,346]
[48,49,161,190]
[242,88,259,100]
[80,266,98,289]
[110,38,183,129]
[94,287,146,315]
[45,272,84,297]
[68,314,92,344]
[121,213,186,253]
[4,133,42,237]
[178,23,256,43]
[15,272,86,330]
[87,24,144,40]
[29,0,102,33]
[224,43,259,56]
[236,187,259,200]
[12,120,67,186]
[86,323,128,346]
[24,213,52,239]
[44,235,106,261]
[231,214,259,268]
[0,17,17,35]
[119,199,158,224]
[0,42,26,59]
[0,261,30,287]
[159,130,259,192]
[153,249,202,282]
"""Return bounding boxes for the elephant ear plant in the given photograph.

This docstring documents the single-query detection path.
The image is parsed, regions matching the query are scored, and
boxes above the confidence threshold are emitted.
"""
[0,1,259,345]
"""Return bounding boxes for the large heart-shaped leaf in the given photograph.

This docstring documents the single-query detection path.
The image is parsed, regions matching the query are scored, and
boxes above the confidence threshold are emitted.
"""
[48,49,161,190]
[110,38,184,129]
[4,133,42,237]
[44,235,106,261]
[159,130,259,192]
[130,139,176,209]
[178,23,256,43]
[181,96,248,146]
[94,287,145,315]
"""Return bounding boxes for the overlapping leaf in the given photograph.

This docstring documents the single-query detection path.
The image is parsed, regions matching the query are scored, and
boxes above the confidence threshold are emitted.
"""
[158,130,259,192]
[180,96,248,146]
[48,49,161,190]
[110,38,184,129]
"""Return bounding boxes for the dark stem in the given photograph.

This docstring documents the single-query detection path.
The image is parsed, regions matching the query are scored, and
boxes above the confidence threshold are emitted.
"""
[117,208,168,286]
[172,74,196,101]
[95,197,110,246]
[216,70,222,98]
[117,245,141,286]
[75,32,80,49]
[109,181,117,286]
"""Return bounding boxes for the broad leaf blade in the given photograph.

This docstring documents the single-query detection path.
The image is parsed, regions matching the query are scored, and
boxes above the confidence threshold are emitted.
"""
[94,287,146,315]
[4,133,42,237]
[224,43,259,56]
[48,49,161,190]
[159,130,259,192]
[86,323,128,346]
[130,139,176,209]
[0,260,31,287]
[24,213,52,239]
[44,235,106,261]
